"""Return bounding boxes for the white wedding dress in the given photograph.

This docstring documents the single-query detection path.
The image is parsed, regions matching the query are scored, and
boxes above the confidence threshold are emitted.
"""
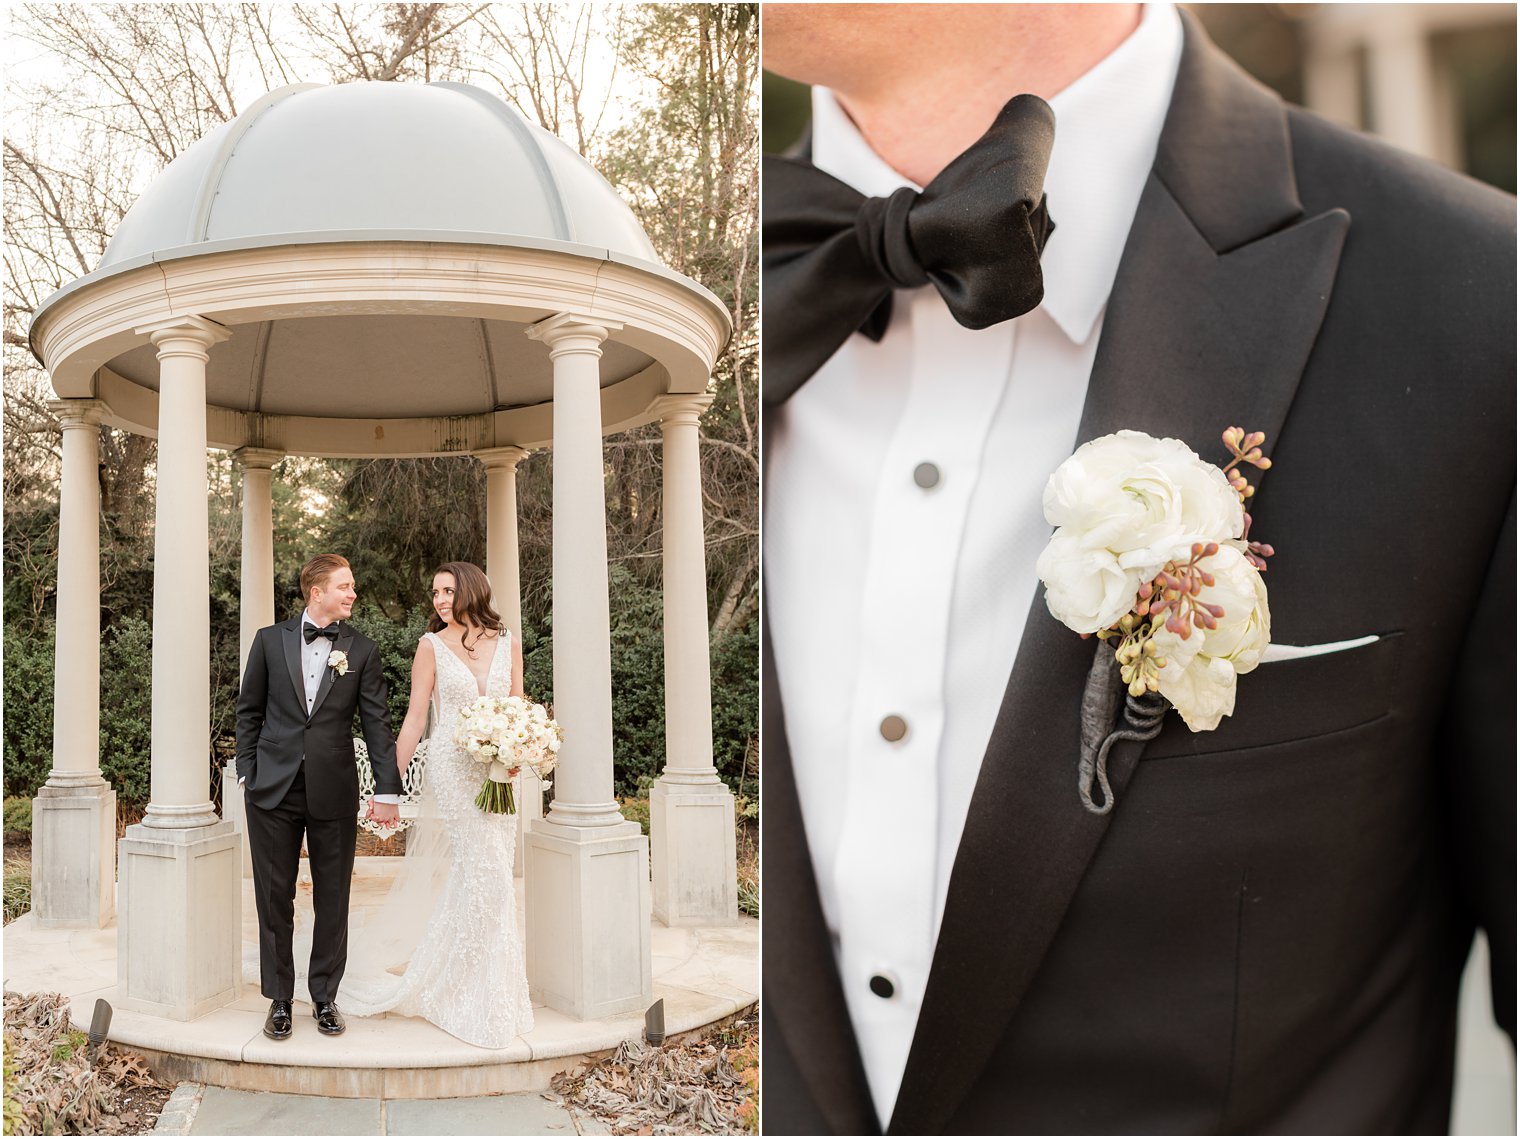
[337,630,535,1047]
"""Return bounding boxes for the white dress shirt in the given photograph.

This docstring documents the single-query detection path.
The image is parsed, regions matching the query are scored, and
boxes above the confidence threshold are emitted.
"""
[248,609,399,805]
[300,609,335,712]
[764,4,1184,1124]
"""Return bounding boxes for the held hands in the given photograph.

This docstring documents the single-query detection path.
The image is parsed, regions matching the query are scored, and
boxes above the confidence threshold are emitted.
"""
[366,797,401,830]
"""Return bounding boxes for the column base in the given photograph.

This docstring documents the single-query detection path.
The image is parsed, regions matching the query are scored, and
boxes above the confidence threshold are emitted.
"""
[525,819,652,1020]
[32,778,117,929]
[117,820,242,1021]
[513,769,545,879]
[650,775,738,927]
[220,761,254,879]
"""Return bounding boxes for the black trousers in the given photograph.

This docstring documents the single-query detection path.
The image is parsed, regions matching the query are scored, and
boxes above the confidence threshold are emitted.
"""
[244,767,357,1003]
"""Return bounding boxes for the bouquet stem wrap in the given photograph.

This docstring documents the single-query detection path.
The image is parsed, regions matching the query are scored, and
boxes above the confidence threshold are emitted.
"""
[455,695,562,817]
[476,762,518,814]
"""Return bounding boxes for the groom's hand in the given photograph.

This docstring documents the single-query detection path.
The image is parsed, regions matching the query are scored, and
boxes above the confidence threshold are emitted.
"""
[369,798,400,826]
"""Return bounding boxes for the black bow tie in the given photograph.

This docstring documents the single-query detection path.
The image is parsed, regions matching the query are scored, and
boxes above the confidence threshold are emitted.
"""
[304,623,340,644]
[762,94,1056,404]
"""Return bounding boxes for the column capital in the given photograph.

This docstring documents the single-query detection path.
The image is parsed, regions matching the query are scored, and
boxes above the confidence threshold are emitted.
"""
[475,445,532,471]
[46,398,108,429]
[650,393,714,428]
[526,312,625,353]
[135,315,233,357]
[232,446,283,471]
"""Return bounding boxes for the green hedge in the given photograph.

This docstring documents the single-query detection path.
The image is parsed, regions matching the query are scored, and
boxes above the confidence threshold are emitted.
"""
[1,626,53,800]
[2,588,758,808]
[3,798,32,837]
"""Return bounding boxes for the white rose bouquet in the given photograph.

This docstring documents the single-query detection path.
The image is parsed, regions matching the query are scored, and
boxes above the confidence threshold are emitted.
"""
[453,695,563,814]
[1038,426,1278,733]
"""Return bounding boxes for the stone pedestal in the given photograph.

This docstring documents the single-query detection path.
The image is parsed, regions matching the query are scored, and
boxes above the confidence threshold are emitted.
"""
[32,781,117,929]
[480,445,538,876]
[35,398,116,928]
[650,779,738,927]
[117,820,242,1020]
[523,312,652,1020]
[648,394,738,926]
[525,820,652,1020]
[221,760,254,879]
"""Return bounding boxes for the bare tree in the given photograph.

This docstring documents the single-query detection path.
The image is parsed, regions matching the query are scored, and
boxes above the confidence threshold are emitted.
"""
[472,4,626,156]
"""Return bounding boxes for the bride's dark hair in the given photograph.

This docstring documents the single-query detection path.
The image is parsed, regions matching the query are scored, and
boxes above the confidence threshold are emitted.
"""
[427,561,505,652]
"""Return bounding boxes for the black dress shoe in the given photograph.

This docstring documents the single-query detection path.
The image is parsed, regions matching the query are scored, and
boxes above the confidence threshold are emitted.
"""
[312,1001,346,1036]
[264,999,293,1040]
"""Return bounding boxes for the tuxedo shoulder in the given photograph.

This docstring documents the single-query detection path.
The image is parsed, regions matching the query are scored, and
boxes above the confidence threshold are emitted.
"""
[1286,106,1515,248]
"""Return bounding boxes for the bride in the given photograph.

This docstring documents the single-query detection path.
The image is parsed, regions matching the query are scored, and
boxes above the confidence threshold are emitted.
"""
[340,560,535,1047]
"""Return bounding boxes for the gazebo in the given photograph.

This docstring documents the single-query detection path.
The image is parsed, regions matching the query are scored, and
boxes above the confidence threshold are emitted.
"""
[27,80,739,1025]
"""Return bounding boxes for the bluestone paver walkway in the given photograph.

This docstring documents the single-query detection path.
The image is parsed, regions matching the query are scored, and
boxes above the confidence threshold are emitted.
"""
[171,1086,611,1136]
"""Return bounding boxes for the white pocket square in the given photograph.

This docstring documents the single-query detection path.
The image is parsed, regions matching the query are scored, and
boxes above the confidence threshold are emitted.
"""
[1261,634,1380,663]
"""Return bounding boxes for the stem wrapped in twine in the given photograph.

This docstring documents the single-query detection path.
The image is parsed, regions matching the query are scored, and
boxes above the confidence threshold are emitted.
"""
[1076,643,1169,815]
[475,761,518,813]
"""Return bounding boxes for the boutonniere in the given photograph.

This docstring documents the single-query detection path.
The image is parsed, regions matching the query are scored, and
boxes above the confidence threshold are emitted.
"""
[1036,427,1276,814]
[327,649,349,677]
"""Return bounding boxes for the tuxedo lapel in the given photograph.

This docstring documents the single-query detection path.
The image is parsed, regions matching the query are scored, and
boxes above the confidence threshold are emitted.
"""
[309,630,353,720]
[761,609,881,1131]
[888,17,1348,1135]
[281,620,306,713]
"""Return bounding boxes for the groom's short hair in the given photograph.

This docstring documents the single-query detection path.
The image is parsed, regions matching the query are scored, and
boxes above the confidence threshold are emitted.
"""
[300,554,351,602]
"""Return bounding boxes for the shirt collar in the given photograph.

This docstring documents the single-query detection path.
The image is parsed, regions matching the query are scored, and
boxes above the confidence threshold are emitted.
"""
[810,2,1184,346]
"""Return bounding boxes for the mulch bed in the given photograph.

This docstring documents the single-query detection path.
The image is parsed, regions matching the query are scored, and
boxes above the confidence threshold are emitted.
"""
[2,991,174,1135]
[553,1005,758,1135]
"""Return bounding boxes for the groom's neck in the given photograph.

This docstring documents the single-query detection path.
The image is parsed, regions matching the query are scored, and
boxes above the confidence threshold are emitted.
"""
[765,3,1141,186]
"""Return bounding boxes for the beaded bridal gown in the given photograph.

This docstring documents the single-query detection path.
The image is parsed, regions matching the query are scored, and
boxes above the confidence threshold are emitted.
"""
[338,630,535,1048]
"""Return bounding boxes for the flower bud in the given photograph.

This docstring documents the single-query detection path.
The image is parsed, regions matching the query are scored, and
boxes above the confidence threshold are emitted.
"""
[1129,677,1147,698]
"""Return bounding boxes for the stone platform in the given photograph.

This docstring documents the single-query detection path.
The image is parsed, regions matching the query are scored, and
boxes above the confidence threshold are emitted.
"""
[3,857,757,1098]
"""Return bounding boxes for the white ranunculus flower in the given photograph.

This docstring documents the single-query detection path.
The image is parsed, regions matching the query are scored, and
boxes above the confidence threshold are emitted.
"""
[1037,529,1143,634]
[1042,430,1245,582]
[1150,543,1271,731]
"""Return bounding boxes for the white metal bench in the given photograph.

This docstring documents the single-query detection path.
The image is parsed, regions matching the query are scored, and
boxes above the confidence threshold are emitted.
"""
[354,737,429,835]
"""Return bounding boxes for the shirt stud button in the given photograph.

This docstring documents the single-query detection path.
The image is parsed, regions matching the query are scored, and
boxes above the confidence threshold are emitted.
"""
[913,462,941,489]
[879,715,908,742]
[869,974,896,999]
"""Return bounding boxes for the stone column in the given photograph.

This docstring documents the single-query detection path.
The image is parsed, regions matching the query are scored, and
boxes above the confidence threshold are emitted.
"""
[224,448,281,881]
[523,313,652,1020]
[478,446,540,876]
[118,316,241,1020]
[235,449,280,670]
[32,399,116,929]
[1365,8,1440,161]
[648,394,738,926]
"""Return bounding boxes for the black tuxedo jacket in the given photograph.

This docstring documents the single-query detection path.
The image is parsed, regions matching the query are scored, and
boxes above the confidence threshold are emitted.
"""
[762,15,1515,1136]
[235,616,401,819]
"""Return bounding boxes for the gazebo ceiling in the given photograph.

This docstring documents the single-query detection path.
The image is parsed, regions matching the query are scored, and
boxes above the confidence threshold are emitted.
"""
[29,81,730,452]
[105,313,657,420]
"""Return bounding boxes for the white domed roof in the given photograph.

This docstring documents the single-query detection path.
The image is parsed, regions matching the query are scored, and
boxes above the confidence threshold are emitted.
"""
[95,80,660,273]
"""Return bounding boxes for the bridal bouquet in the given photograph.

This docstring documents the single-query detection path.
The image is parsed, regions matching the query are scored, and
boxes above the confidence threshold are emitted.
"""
[1037,427,1277,733]
[453,695,563,814]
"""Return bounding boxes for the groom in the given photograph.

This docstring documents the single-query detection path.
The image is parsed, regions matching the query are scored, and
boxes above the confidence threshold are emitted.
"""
[235,553,402,1040]
[762,3,1514,1134]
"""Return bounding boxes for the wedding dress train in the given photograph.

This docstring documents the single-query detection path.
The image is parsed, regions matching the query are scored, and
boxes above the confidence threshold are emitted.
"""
[335,629,534,1048]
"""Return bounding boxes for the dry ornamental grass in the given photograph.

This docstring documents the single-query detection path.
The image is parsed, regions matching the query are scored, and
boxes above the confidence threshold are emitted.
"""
[553,1007,758,1135]
[2,992,173,1135]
